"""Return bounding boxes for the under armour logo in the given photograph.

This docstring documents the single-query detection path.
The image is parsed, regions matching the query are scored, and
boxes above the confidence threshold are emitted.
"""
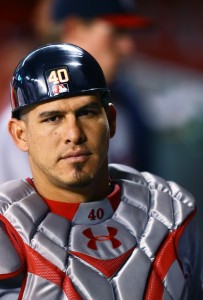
[82,227,121,250]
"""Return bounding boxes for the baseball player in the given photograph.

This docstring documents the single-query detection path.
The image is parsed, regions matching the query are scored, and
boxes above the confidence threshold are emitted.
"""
[0,43,202,299]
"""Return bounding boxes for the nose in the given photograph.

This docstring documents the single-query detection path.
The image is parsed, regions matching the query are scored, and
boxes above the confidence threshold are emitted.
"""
[64,115,85,145]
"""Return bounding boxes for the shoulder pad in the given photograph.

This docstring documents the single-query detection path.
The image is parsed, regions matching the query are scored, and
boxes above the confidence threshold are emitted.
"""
[0,221,22,277]
[0,179,35,214]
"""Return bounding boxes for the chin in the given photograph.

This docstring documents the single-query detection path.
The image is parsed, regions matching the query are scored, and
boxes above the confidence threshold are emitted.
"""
[60,176,93,190]
[56,170,93,189]
[56,160,100,188]
[72,169,94,187]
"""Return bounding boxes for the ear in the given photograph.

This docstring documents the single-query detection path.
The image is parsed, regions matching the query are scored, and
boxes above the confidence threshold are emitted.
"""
[106,104,116,138]
[8,118,28,152]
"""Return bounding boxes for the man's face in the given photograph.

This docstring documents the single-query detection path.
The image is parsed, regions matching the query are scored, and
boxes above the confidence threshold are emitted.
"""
[19,95,116,191]
[63,19,135,83]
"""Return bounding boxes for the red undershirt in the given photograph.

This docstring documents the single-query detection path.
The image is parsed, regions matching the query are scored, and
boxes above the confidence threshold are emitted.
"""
[26,178,120,222]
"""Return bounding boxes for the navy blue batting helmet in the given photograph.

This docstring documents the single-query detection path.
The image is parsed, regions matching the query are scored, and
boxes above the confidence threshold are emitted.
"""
[10,43,111,118]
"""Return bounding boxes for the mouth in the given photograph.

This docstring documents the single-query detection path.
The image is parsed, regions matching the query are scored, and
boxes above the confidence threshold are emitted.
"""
[60,150,91,163]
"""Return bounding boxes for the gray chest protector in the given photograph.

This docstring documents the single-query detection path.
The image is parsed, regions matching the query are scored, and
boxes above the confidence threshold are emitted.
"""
[0,164,195,300]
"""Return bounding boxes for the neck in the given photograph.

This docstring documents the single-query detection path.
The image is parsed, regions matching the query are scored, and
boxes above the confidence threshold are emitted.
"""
[31,167,111,204]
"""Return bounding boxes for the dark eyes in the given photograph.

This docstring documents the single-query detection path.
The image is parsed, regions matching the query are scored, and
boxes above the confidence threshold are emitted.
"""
[42,109,99,124]
[76,109,99,117]
[45,116,62,123]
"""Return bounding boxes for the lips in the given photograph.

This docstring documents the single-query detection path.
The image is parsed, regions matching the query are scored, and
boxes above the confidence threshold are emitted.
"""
[60,149,91,162]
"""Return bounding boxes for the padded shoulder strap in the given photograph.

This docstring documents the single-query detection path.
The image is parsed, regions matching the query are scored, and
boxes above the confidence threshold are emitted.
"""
[0,179,46,276]
[109,163,196,228]
[0,216,23,278]
[0,179,36,214]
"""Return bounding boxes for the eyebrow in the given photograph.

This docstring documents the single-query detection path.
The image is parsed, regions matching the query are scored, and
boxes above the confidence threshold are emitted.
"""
[37,102,102,119]
[76,102,101,112]
[38,110,65,119]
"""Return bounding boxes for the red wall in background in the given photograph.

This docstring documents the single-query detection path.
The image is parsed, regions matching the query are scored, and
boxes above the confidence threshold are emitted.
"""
[137,0,203,72]
[1,0,203,72]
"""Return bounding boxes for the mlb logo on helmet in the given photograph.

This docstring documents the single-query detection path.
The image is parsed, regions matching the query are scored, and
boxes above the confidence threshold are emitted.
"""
[52,84,69,96]
[46,67,70,97]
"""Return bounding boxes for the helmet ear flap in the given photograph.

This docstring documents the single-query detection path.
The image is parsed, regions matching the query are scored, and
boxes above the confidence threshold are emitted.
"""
[106,103,116,138]
[10,86,24,119]
[101,91,112,107]
[10,43,111,117]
